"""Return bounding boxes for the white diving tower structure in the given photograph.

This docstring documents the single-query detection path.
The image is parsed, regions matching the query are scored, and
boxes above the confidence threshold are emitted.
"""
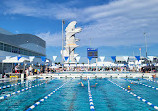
[61,21,82,64]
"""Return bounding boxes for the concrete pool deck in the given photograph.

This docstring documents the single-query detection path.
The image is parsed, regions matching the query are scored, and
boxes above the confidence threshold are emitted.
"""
[27,73,158,79]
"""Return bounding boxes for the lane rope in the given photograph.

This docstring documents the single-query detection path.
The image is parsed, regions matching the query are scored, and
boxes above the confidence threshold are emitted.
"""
[108,79,158,110]
[0,79,36,91]
[26,78,73,111]
[0,78,56,100]
[124,79,158,91]
[88,79,95,111]
[144,78,158,83]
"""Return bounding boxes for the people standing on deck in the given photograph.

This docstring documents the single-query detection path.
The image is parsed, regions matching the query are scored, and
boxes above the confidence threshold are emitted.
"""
[15,65,18,73]
[25,68,29,77]
[29,65,33,76]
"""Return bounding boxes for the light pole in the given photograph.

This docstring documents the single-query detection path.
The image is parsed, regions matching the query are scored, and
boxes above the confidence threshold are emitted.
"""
[144,32,147,58]
[62,20,65,66]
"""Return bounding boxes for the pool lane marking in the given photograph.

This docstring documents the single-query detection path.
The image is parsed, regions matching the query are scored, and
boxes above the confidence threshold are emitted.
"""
[26,78,73,111]
[144,78,158,83]
[0,78,56,100]
[124,79,158,91]
[0,79,37,91]
[88,79,95,111]
[108,79,158,110]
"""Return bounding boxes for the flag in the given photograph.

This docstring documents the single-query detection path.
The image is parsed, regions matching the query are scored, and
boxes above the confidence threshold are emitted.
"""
[76,56,80,62]
[17,56,22,61]
[41,56,46,62]
[53,56,57,61]
[111,56,116,62]
[64,56,69,61]
[88,57,92,61]
[135,56,140,61]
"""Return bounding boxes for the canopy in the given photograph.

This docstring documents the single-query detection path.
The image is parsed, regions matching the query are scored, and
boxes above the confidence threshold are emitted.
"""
[2,57,30,63]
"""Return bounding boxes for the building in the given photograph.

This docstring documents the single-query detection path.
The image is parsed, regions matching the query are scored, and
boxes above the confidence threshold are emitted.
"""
[0,27,46,73]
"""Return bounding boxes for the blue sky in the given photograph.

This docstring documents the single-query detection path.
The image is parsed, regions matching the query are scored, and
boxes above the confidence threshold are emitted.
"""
[0,0,158,63]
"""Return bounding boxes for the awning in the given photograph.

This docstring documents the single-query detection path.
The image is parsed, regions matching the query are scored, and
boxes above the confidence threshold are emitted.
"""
[2,57,30,63]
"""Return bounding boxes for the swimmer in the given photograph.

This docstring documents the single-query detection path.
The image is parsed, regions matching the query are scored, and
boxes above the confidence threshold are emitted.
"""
[83,77,87,81]
[138,78,140,81]
[91,83,98,87]
[78,82,84,87]
[45,80,48,83]
[127,85,132,90]
[131,82,135,85]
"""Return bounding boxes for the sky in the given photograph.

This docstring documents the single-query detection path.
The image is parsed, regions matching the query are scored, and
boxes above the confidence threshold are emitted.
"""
[0,0,158,63]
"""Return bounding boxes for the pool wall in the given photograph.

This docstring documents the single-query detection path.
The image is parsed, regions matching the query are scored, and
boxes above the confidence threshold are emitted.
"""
[28,73,157,79]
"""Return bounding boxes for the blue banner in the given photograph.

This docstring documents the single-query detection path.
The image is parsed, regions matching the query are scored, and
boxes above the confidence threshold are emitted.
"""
[64,56,69,61]
[17,56,22,61]
[41,56,46,62]
[135,56,140,61]
[111,56,116,62]
[88,57,92,61]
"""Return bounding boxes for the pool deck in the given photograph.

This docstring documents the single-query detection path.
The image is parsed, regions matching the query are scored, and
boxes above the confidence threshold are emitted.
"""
[27,72,157,79]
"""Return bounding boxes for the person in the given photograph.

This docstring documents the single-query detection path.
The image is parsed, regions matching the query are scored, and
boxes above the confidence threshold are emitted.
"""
[29,65,33,76]
[34,69,37,74]
[152,74,156,79]
[25,68,29,77]
[78,82,84,87]
[130,82,135,85]
[138,78,140,81]
[127,85,132,90]
[15,65,18,73]
[45,80,48,83]
[91,83,98,87]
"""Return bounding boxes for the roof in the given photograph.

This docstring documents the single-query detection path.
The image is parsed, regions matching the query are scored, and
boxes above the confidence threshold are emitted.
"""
[0,28,13,35]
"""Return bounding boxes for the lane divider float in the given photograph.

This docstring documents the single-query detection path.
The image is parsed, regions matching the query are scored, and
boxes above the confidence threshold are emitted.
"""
[26,78,73,111]
[0,79,36,91]
[0,79,56,100]
[108,79,158,110]
[143,78,158,83]
[125,79,158,91]
[88,79,95,111]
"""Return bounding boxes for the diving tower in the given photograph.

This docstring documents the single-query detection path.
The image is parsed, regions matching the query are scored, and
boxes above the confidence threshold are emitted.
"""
[61,21,82,64]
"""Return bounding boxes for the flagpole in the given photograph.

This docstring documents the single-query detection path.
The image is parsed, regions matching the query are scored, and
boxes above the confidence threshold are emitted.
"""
[144,32,147,57]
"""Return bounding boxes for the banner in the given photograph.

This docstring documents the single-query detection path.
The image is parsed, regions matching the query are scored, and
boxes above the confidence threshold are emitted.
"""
[76,56,80,62]
[99,56,105,62]
[29,56,35,62]
[53,56,57,61]
[64,56,69,61]
[17,56,22,61]
[135,56,140,61]
[41,56,46,62]
[88,57,92,61]
[111,56,116,62]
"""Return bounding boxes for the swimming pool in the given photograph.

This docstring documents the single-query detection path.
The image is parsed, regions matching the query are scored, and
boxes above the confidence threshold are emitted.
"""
[0,77,158,111]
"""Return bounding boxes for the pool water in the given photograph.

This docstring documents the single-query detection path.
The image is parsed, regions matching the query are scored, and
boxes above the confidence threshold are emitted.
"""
[0,77,158,111]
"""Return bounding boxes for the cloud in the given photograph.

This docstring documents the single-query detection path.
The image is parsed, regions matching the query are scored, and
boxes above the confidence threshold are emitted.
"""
[2,0,158,47]
[36,32,62,46]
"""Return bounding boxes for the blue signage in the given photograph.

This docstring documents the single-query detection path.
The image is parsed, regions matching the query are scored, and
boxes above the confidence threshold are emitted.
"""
[87,48,98,58]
